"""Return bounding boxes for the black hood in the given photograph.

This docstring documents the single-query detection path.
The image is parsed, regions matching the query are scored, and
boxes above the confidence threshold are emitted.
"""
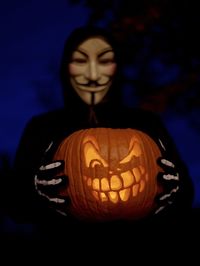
[59,26,124,113]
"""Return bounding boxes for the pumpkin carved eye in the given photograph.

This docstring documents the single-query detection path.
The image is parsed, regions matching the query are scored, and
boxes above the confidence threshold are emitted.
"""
[90,160,103,168]
[119,140,142,164]
[53,128,163,222]
[83,140,108,168]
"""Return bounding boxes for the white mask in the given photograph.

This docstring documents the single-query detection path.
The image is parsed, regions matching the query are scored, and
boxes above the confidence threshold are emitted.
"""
[69,37,117,105]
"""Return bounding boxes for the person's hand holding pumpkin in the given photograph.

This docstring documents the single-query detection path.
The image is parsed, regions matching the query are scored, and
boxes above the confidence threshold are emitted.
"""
[34,141,70,216]
[154,139,180,215]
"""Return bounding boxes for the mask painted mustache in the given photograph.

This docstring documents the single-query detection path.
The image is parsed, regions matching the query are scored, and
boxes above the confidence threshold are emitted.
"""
[75,80,110,87]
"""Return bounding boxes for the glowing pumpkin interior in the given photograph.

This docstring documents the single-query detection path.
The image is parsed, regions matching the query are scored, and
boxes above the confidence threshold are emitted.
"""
[53,128,163,222]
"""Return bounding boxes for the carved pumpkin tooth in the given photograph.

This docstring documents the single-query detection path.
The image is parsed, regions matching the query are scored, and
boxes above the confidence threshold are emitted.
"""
[121,171,134,187]
[100,192,108,202]
[101,178,110,191]
[139,180,145,192]
[119,188,130,201]
[132,184,139,197]
[92,191,99,201]
[92,178,100,191]
[108,191,119,203]
[87,177,92,187]
[132,167,141,183]
[110,175,122,190]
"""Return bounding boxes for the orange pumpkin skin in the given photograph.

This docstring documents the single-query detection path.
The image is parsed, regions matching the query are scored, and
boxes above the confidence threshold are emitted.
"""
[53,128,163,222]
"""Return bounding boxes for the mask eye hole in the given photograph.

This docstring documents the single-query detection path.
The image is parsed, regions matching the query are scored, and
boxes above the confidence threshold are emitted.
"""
[71,58,87,64]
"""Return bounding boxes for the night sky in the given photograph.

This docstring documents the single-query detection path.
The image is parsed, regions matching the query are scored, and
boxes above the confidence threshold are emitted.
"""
[0,0,199,219]
[0,0,91,161]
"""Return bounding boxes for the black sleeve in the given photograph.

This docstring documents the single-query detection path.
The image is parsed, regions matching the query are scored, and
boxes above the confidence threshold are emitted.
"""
[144,111,194,217]
[3,116,58,223]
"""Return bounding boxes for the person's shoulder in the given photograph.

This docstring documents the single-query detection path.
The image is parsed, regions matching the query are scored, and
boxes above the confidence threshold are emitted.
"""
[27,108,66,125]
[123,106,162,121]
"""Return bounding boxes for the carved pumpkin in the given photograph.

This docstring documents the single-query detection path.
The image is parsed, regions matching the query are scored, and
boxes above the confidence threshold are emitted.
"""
[53,128,163,222]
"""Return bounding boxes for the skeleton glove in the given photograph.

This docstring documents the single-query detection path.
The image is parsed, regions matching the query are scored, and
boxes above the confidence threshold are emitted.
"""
[34,141,70,216]
[154,139,180,215]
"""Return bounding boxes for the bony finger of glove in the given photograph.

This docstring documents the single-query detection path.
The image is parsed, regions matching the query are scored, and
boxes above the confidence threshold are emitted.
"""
[157,171,179,185]
[42,140,65,162]
[54,197,71,217]
[35,175,69,197]
[157,157,175,170]
[155,185,179,204]
[157,157,180,179]
[48,195,71,206]
[36,160,65,180]
[35,173,68,185]
[35,182,71,205]
[38,191,71,217]
[160,157,175,167]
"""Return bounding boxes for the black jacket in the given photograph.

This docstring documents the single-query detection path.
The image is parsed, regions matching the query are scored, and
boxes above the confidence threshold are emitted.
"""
[7,102,193,221]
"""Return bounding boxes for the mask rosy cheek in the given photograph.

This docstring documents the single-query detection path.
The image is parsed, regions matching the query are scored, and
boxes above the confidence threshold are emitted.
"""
[68,64,80,75]
[106,63,117,75]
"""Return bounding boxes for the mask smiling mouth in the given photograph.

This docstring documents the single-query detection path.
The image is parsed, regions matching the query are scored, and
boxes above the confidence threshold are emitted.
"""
[76,80,110,86]
[85,81,102,87]
[76,81,111,92]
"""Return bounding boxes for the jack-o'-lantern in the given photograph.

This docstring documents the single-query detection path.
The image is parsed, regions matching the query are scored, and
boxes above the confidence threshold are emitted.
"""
[53,128,163,222]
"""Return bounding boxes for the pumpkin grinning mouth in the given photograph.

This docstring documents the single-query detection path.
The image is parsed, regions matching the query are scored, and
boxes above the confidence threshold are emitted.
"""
[83,165,149,204]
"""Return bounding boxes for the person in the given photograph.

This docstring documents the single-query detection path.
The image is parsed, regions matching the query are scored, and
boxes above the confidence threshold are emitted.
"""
[3,26,194,250]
